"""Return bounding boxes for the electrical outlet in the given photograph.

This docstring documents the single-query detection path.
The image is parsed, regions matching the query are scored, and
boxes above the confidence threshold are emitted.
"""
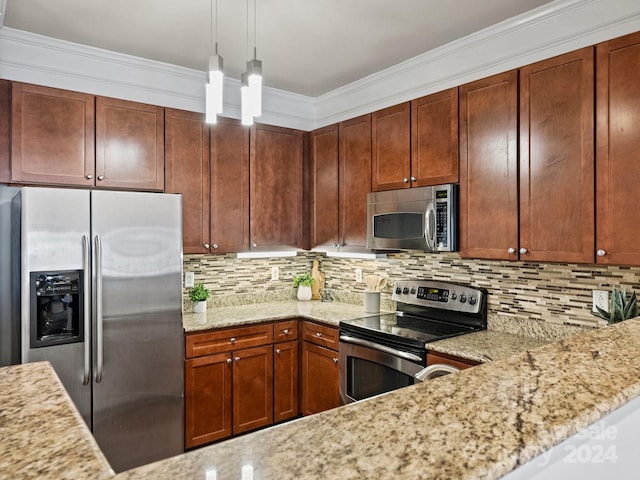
[355,268,363,283]
[593,290,609,313]
[184,271,195,288]
[271,266,279,281]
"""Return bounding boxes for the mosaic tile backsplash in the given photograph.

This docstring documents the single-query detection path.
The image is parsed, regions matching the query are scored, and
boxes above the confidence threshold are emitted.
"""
[183,251,640,327]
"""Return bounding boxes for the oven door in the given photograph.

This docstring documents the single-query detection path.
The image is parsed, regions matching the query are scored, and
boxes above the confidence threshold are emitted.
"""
[339,335,424,404]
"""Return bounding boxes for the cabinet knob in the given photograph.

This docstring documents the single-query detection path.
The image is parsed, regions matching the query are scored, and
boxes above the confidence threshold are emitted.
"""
[235,357,240,362]
[212,244,218,249]
[519,248,528,254]
[86,174,94,180]
[316,332,322,337]
[410,176,417,182]
[226,358,232,364]
[252,243,257,248]
[597,249,606,257]
[230,337,236,344]
[332,358,338,364]
[97,175,105,181]
[507,247,516,254]
[275,349,281,354]
[283,329,289,335]
[204,243,210,249]
[403,178,409,183]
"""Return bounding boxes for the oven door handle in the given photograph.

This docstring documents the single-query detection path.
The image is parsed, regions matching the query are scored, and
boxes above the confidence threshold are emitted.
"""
[339,335,423,363]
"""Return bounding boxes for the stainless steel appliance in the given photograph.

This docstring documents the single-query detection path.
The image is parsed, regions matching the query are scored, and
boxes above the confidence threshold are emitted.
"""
[366,184,457,252]
[5,186,184,473]
[339,279,486,404]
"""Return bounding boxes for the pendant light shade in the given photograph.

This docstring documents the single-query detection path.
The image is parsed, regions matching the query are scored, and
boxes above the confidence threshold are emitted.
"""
[240,72,253,126]
[247,54,262,118]
[205,51,224,124]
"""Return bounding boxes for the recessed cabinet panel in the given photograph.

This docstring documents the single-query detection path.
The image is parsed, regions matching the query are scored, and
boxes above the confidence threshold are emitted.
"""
[459,71,519,260]
[300,341,339,416]
[274,340,299,423]
[596,31,640,266]
[11,82,95,186]
[96,96,164,191]
[310,124,340,248]
[371,103,411,191]
[165,108,210,254]
[519,47,595,263]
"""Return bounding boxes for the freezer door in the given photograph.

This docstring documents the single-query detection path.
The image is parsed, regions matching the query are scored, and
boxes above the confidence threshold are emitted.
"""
[19,187,92,425]
[91,190,184,473]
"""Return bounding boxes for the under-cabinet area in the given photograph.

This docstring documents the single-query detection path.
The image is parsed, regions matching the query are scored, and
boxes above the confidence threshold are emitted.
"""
[184,318,339,448]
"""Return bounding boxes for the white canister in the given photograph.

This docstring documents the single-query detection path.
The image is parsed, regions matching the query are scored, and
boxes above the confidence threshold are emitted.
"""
[364,291,381,313]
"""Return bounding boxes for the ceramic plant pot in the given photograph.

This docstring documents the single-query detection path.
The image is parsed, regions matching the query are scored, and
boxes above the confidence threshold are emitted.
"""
[297,285,312,301]
[192,300,207,313]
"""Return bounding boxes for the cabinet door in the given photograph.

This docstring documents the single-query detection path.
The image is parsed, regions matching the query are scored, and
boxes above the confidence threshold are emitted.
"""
[596,32,640,266]
[165,108,210,254]
[232,345,274,435]
[310,124,340,248]
[300,342,339,416]
[519,47,595,263]
[339,114,371,249]
[371,103,411,191]
[185,352,232,448]
[459,71,519,260]
[11,82,95,186]
[95,96,164,191]
[411,87,459,186]
[250,124,304,249]
[274,340,299,423]
[210,118,250,253]
[0,80,10,183]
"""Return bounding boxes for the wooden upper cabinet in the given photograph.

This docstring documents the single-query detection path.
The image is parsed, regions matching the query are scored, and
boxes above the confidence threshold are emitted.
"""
[339,114,371,249]
[411,87,459,186]
[371,103,411,191]
[211,118,250,253]
[310,124,340,248]
[95,96,164,191]
[519,47,595,263]
[165,108,210,254]
[596,31,640,266]
[250,124,304,250]
[0,80,10,183]
[459,71,519,260]
[11,82,95,186]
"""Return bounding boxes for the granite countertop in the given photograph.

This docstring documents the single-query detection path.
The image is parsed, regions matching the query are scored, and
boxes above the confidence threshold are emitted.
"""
[118,317,640,480]
[426,330,550,363]
[183,300,391,332]
[0,362,114,479]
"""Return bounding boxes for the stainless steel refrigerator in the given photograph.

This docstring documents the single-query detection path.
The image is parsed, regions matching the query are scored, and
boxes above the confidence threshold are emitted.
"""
[7,186,184,473]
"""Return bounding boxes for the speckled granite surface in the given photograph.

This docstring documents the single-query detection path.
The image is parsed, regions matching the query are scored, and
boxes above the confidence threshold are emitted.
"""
[0,362,114,479]
[118,318,640,480]
[488,312,593,341]
[183,300,392,332]
[427,330,549,363]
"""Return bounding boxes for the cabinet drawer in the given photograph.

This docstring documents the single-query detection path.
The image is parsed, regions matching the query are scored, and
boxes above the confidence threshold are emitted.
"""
[301,321,339,350]
[274,320,298,342]
[186,324,274,358]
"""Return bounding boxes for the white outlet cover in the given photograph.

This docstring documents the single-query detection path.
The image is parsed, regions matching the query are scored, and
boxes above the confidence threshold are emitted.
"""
[271,266,279,281]
[185,271,195,288]
[593,290,609,313]
[355,268,363,283]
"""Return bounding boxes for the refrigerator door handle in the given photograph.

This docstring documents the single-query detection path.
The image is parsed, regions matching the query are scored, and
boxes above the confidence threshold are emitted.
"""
[82,235,91,386]
[94,234,104,384]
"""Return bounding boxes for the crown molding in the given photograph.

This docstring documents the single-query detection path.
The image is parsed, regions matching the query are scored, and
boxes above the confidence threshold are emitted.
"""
[0,0,639,131]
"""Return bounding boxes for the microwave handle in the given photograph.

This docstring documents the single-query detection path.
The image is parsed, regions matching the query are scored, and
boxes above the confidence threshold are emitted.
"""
[424,200,436,251]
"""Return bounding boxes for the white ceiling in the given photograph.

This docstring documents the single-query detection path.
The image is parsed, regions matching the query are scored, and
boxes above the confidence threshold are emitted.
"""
[2,0,553,97]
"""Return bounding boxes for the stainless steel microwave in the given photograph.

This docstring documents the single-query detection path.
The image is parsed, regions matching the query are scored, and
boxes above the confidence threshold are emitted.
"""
[366,184,457,252]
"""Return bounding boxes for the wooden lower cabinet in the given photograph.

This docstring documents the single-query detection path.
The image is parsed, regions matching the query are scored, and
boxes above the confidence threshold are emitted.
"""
[274,340,299,423]
[232,345,273,435]
[300,341,340,416]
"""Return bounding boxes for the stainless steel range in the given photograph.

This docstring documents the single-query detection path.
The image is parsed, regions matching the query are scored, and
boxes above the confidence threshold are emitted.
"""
[339,279,487,404]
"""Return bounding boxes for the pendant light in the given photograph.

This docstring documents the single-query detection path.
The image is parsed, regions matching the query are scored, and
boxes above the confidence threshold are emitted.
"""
[240,72,253,126]
[241,0,262,123]
[205,0,223,124]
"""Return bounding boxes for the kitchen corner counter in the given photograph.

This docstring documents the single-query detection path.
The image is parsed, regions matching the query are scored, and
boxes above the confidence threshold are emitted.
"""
[119,318,640,480]
[426,330,550,363]
[0,362,114,479]
[183,300,389,332]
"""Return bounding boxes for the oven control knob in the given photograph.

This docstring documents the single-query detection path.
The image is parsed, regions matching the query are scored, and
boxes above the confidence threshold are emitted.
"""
[459,294,467,303]
[395,287,402,294]
[468,296,477,306]
[402,287,409,295]
[450,293,457,301]
[410,287,416,295]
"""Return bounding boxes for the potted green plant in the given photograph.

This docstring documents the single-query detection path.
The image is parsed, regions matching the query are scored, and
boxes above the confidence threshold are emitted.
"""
[293,273,314,301]
[189,283,210,313]
[592,287,638,324]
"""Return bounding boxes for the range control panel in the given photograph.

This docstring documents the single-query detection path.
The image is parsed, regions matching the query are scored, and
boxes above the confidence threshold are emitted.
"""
[391,279,484,314]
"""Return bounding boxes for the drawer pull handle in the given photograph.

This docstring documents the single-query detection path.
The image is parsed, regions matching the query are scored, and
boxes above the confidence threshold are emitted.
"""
[283,329,289,335]
[332,358,338,364]
[230,337,236,344]
[316,332,322,337]
[276,349,281,354]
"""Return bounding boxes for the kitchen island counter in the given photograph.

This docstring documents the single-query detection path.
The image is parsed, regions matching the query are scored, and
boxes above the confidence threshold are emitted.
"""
[118,317,640,479]
[0,362,114,479]
[183,300,390,332]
